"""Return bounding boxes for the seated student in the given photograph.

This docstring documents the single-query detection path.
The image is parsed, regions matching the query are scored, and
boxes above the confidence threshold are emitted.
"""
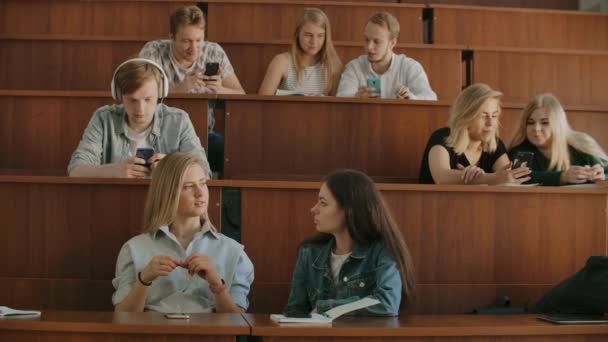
[336,12,436,100]
[258,8,342,96]
[284,169,416,317]
[112,152,254,313]
[509,93,608,186]
[139,5,244,177]
[418,83,530,184]
[68,58,209,178]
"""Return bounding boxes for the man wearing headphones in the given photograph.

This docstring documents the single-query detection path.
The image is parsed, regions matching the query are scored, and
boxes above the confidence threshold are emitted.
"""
[68,58,210,178]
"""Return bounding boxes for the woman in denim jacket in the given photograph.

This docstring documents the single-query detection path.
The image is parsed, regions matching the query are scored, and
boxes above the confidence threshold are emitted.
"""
[285,169,416,316]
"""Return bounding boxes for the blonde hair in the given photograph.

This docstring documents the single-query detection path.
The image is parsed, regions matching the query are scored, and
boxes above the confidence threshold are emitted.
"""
[446,83,503,155]
[510,93,608,171]
[141,152,211,234]
[290,8,342,95]
[170,5,205,36]
[114,60,162,97]
[368,12,400,39]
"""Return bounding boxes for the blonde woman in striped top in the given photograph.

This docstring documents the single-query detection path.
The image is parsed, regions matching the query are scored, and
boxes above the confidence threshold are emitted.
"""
[258,8,342,96]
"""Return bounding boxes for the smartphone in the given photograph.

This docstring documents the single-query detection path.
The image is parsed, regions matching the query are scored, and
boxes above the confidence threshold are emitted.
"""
[512,151,534,169]
[204,62,219,76]
[165,313,190,319]
[135,147,155,169]
[366,77,381,95]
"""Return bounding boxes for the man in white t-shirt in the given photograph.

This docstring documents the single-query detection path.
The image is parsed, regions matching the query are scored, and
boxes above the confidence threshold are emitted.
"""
[336,12,437,100]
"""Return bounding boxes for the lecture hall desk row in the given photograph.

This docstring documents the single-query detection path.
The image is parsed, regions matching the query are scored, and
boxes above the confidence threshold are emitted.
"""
[2,0,607,50]
[1,311,608,341]
[1,174,606,315]
[1,90,607,181]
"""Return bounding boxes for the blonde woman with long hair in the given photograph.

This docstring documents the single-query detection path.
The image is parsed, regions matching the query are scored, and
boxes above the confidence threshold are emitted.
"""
[112,152,253,313]
[509,93,608,185]
[419,83,530,184]
[258,8,342,96]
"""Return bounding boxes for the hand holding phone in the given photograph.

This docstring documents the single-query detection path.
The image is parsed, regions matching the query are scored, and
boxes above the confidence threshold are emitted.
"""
[204,62,220,77]
[512,151,534,169]
[135,148,155,169]
[366,77,381,96]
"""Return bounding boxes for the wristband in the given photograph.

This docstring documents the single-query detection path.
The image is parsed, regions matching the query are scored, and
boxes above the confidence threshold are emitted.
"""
[209,278,226,295]
[138,271,152,286]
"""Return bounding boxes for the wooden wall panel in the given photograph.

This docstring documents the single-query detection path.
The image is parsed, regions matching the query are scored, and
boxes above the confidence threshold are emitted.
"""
[0,39,142,91]
[474,49,608,107]
[223,41,462,100]
[0,178,222,310]
[429,0,578,10]
[0,0,191,36]
[207,2,424,44]
[434,6,608,50]
[0,92,209,170]
[224,99,450,181]
[241,186,608,314]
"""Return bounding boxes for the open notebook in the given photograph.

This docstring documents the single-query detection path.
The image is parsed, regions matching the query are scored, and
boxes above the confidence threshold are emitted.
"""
[0,306,41,317]
[270,297,381,324]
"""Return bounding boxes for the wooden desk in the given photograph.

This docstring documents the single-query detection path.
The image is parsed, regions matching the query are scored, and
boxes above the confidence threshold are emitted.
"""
[0,175,222,310]
[206,0,424,44]
[0,90,210,170]
[244,313,608,341]
[235,181,608,313]
[433,4,608,50]
[0,311,249,341]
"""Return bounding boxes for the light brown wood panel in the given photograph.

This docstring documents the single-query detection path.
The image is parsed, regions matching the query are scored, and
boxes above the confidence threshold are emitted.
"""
[429,0,578,9]
[222,41,463,100]
[246,313,608,341]
[224,97,451,180]
[0,38,143,90]
[241,185,608,313]
[474,49,608,107]
[0,91,209,170]
[0,311,247,341]
[0,176,222,310]
[207,1,424,44]
[0,0,192,36]
[433,5,608,50]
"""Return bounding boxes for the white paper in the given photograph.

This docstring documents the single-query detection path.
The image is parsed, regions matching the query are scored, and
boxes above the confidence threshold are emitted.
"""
[270,297,381,324]
[0,306,41,317]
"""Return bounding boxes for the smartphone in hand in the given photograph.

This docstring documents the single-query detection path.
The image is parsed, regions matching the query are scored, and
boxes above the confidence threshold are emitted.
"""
[512,151,534,169]
[366,77,381,95]
[204,62,220,76]
[135,148,155,169]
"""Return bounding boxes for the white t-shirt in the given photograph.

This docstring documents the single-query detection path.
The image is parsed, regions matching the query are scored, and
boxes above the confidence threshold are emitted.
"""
[331,251,352,283]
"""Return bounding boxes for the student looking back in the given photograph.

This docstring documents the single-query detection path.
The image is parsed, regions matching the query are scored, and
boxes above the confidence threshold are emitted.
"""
[509,93,608,185]
[336,12,436,100]
[258,8,342,96]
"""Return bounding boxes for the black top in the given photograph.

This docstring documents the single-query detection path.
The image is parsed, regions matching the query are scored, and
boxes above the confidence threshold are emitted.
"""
[508,139,607,186]
[418,127,508,184]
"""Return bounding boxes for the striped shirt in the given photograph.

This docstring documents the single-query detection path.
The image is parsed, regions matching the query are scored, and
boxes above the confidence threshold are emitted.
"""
[278,54,326,96]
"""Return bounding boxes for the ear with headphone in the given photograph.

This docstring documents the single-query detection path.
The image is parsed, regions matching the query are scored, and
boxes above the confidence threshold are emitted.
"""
[110,58,169,101]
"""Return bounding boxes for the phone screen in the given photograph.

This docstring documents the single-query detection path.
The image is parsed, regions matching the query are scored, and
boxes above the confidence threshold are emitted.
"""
[512,151,534,169]
[136,148,155,168]
[204,62,219,76]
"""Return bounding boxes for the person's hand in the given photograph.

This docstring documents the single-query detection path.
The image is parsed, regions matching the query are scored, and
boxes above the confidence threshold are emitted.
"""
[176,68,205,92]
[457,163,486,184]
[203,66,224,93]
[494,162,531,184]
[561,165,591,184]
[111,156,150,178]
[588,164,605,182]
[395,85,411,99]
[148,153,166,171]
[183,253,222,285]
[140,255,181,284]
[355,86,379,98]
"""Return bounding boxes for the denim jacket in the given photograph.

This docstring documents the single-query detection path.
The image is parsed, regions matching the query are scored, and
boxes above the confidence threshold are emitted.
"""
[285,237,402,316]
[68,103,210,174]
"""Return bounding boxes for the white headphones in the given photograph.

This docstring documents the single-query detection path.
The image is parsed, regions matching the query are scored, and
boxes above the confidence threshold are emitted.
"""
[110,58,169,100]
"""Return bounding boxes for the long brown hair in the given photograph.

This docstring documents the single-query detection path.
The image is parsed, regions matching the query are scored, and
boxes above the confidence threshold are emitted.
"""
[306,169,416,308]
[290,8,342,95]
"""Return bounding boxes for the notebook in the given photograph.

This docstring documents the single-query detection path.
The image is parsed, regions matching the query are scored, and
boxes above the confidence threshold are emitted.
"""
[0,306,41,317]
[270,297,381,324]
[538,314,608,324]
